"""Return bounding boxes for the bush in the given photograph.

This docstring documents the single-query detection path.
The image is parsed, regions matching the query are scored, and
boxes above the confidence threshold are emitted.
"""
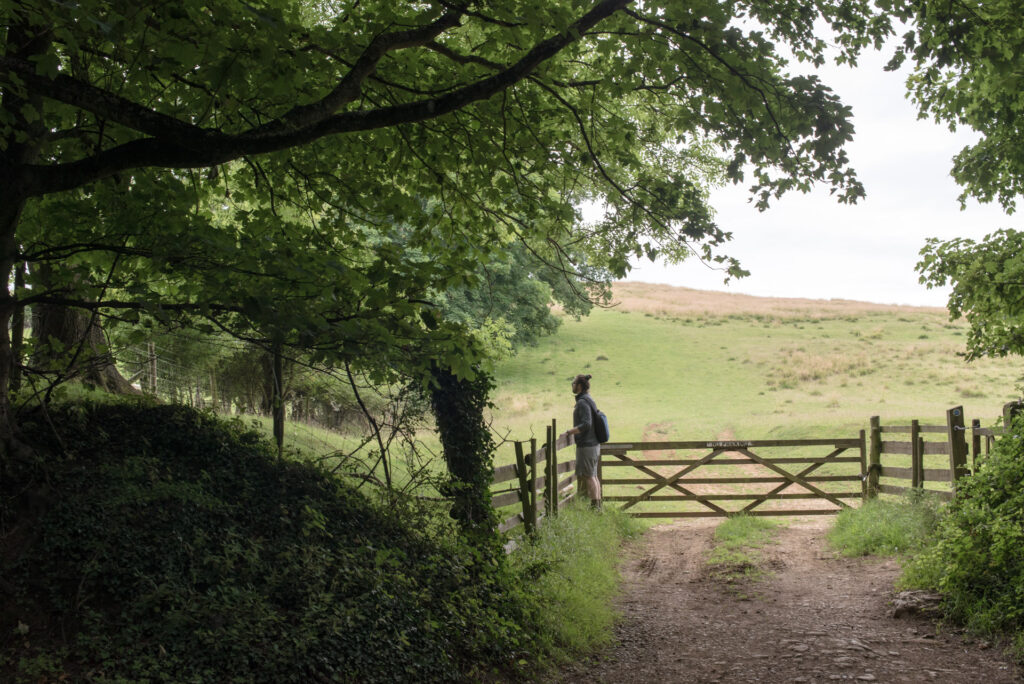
[0,400,535,683]
[900,415,1024,658]
[827,491,945,557]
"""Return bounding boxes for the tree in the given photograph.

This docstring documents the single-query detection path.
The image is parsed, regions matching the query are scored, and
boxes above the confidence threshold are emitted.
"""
[917,229,1024,362]
[1,0,896,463]
[893,0,1024,212]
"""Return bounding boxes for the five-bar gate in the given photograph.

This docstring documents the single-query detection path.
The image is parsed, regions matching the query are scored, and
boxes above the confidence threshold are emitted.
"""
[600,435,867,518]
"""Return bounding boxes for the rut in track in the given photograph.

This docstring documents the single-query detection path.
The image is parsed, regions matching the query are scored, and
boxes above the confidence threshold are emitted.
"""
[557,519,1020,684]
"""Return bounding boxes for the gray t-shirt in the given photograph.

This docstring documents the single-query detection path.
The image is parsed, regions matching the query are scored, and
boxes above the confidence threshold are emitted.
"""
[573,392,599,447]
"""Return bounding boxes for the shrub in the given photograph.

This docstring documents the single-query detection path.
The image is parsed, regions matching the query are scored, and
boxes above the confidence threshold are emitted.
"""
[827,492,945,557]
[0,400,535,683]
[900,415,1024,658]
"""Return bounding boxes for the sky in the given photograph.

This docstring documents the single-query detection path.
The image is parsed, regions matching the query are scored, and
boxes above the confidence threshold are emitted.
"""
[624,40,1023,308]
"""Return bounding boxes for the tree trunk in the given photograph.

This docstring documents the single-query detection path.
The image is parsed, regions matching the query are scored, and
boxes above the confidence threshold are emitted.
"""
[429,365,498,543]
[30,267,140,395]
[0,193,25,459]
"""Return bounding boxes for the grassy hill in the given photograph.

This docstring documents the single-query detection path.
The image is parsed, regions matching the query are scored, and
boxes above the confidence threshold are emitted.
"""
[490,282,1019,449]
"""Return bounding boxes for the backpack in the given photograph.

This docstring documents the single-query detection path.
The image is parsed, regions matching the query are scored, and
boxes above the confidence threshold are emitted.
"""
[586,396,610,444]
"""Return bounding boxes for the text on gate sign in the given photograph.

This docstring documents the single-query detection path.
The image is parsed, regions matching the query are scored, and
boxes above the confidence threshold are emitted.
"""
[707,441,753,448]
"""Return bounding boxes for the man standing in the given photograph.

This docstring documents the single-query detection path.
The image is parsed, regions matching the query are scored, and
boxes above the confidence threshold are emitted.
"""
[568,374,602,510]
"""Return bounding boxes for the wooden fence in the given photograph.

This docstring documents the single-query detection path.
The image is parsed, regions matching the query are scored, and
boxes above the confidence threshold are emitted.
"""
[493,402,1018,534]
[489,420,578,535]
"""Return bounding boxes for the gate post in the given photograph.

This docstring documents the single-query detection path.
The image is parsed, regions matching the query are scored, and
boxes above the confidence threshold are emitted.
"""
[544,425,554,517]
[947,406,969,488]
[858,429,867,501]
[550,418,559,516]
[529,437,538,522]
[868,416,881,498]
[970,418,981,471]
[910,419,921,489]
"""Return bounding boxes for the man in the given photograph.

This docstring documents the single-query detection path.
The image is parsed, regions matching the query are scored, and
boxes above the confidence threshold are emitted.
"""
[568,374,602,510]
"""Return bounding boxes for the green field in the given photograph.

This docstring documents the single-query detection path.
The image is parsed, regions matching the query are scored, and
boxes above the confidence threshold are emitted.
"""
[487,283,1020,518]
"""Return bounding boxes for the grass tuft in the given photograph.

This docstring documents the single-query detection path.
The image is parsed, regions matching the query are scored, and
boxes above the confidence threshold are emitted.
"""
[705,514,780,583]
[827,493,945,557]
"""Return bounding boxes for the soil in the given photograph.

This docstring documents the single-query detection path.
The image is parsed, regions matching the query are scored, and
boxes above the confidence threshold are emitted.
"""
[556,518,1021,683]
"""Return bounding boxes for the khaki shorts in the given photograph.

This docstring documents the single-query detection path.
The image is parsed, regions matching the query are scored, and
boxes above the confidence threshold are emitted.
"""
[575,445,601,479]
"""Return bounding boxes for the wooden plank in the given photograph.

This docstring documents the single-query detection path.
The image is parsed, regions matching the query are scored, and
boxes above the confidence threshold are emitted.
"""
[922,441,950,455]
[880,440,914,455]
[629,509,843,518]
[922,468,952,482]
[557,492,574,510]
[601,438,861,450]
[880,425,912,433]
[880,425,945,434]
[604,492,863,502]
[973,427,1004,437]
[498,513,524,534]
[877,483,913,496]
[555,430,574,451]
[604,475,863,485]
[557,474,576,493]
[880,466,914,480]
[599,456,862,466]
[919,425,948,434]
[492,462,519,484]
[555,460,575,475]
[491,490,521,508]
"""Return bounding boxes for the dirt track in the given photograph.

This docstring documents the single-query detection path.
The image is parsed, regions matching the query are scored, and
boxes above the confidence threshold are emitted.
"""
[557,519,1020,683]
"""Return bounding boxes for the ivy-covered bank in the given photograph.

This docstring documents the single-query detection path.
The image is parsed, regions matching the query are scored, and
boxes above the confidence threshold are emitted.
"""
[0,400,634,682]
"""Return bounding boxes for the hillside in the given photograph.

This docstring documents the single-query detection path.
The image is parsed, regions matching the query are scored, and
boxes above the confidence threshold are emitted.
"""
[490,281,1018,448]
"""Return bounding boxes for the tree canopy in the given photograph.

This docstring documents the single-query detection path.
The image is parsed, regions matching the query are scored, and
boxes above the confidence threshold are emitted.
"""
[894,0,1024,212]
[0,0,899,453]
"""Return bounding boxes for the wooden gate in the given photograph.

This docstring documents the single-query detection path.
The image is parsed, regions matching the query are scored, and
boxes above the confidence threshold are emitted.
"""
[600,435,867,517]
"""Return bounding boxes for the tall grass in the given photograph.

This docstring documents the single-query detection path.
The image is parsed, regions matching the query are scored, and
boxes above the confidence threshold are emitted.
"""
[827,492,945,557]
[509,501,643,660]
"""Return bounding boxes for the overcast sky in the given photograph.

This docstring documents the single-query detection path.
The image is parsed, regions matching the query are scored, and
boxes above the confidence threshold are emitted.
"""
[624,42,1022,308]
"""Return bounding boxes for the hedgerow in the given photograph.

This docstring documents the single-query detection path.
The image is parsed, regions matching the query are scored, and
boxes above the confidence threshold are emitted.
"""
[900,414,1024,659]
[0,400,535,682]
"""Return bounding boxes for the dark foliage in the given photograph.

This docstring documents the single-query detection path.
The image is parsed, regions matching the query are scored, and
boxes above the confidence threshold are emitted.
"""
[429,366,499,544]
[0,401,532,682]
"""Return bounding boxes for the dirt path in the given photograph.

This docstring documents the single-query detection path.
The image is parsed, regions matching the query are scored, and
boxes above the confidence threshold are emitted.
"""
[558,519,1020,683]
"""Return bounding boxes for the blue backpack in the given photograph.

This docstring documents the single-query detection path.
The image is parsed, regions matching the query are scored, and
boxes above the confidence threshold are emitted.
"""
[587,397,610,444]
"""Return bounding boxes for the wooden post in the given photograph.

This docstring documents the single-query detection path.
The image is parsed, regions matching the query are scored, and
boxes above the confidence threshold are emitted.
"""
[514,441,535,535]
[530,437,538,520]
[545,425,554,517]
[970,418,981,473]
[550,418,559,516]
[868,416,881,498]
[858,429,867,501]
[910,419,921,489]
[148,340,157,394]
[946,406,969,487]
